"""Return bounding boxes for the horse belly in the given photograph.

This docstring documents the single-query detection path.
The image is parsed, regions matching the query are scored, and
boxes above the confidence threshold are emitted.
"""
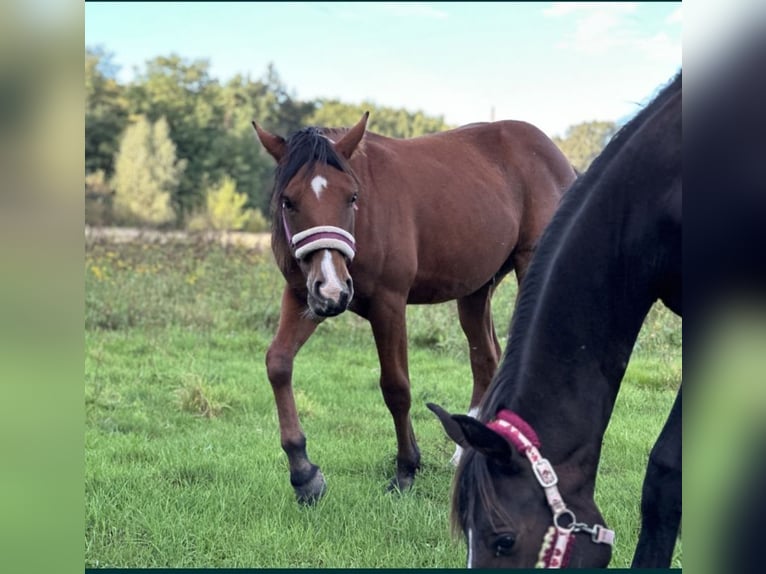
[407,247,512,304]
[406,202,518,303]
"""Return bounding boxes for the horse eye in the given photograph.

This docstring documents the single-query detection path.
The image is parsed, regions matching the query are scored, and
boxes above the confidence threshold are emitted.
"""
[282,197,294,211]
[492,534,516,556]
[349,192,358,204]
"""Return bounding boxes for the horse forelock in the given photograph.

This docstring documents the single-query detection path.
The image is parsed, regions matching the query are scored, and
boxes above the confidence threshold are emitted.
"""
[273,127,348,196]
[451,448,516,539]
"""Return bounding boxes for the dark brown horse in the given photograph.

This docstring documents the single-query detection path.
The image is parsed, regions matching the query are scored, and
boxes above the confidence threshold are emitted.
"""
[430,73,681,568]
[252,113,576,504]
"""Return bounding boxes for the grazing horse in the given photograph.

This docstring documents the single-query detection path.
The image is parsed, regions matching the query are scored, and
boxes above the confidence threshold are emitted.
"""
[252,114,576,503]
[429,72,681,568]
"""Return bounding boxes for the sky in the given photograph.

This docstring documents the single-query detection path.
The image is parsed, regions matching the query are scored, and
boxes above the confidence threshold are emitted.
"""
[85,2,682,138]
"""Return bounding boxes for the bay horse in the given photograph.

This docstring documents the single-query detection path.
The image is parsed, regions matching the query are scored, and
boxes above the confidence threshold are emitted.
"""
[252,114,576,503]
[429,72,681,568]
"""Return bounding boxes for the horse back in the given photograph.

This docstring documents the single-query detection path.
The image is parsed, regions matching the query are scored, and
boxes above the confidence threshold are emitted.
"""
[345,122,575,302]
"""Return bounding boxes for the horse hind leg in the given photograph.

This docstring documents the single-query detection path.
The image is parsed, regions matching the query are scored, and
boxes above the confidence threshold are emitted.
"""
[369,296,421,492]
[452,282,502,465]
[449,251,527,467]
[511,245,535,289]
[266,286,324,505]
[632,387,682,567]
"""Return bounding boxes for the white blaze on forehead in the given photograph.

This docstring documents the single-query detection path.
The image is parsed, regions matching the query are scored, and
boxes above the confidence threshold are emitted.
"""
[319,249,344,301]
[311,175,328,199]
[467,528,475,569]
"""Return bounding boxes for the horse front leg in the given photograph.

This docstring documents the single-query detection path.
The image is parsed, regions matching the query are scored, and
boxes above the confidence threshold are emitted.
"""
[266,286,324,504]
[369,295,420,492]
[631,388,682,567]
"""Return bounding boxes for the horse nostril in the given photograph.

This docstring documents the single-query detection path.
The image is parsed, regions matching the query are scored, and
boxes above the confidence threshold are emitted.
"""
[345,278,353,291]
[313,280,323,298]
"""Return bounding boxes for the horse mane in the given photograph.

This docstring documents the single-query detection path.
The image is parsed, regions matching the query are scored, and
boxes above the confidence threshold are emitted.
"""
[450,71,682,535]
[269,126,358,271]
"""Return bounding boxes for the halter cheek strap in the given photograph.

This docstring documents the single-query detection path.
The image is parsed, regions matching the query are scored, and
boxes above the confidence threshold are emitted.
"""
[282,209,356,261]
[487,410,615,569]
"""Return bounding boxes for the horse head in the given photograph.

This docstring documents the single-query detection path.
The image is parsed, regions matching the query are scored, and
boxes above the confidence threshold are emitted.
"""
[253,112,369,318]
[428,403,614,568]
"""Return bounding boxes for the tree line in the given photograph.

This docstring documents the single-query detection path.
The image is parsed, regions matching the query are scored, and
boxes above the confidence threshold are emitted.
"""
[86,46,615,230]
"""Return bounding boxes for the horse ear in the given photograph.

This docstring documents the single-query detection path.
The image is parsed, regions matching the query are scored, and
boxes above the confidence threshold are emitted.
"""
[427,403,515,463]
[252,121,287,162]
[335,111,369,160]
[427,403,469,447]
[451,414,515,462]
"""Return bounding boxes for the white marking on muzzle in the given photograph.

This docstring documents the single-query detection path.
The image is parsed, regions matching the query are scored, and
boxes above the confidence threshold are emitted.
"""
[311,175,328,199]
[319,249,345,302]
[451,406,480,466]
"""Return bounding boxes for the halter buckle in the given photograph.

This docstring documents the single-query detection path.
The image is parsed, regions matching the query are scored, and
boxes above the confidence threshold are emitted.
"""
[572,522,616,546]
[532,458,558,488]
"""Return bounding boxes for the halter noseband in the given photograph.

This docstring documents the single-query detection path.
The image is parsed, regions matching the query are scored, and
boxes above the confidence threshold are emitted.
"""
[282,209,356,261]
[486,410,615,569]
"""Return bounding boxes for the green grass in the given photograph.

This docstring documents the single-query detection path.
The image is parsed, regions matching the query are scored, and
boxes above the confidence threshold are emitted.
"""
[85,239,682,568]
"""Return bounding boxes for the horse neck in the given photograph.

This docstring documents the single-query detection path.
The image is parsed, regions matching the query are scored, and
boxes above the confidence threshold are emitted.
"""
[500,186,662,479]
[496,83,680,484]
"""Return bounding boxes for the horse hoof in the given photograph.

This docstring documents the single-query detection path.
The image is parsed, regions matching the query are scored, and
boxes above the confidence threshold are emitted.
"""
[293,468,327,505]
[386,473,415,494]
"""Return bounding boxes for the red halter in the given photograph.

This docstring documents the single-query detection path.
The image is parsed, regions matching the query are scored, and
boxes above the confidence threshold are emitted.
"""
[486,410,615,568]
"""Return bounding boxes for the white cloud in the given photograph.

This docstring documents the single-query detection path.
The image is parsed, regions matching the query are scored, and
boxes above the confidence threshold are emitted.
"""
[544,3,680,62]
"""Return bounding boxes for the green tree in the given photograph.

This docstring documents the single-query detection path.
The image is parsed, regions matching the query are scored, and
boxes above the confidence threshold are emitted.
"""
[85,46,129,177]
[256,63,316,135]
[125,55,224,218]
[308,99,451,138]
[553,120,618,172]
[124,58,313,221]
[86,47,462,229]
[85,170,114,226]
[205,176,251,231]
[112,115,186,226]
[215,73,285,216]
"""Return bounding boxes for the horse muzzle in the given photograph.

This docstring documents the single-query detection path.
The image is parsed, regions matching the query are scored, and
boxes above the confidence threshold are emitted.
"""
[305,249,354,317]
[307,276,353,317]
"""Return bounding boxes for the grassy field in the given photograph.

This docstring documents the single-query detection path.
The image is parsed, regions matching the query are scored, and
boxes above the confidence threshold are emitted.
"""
[85,238,682,568]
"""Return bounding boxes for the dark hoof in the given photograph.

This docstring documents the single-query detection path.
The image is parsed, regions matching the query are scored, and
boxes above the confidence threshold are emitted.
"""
[293,468,327,505]
[386,473,415,494]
